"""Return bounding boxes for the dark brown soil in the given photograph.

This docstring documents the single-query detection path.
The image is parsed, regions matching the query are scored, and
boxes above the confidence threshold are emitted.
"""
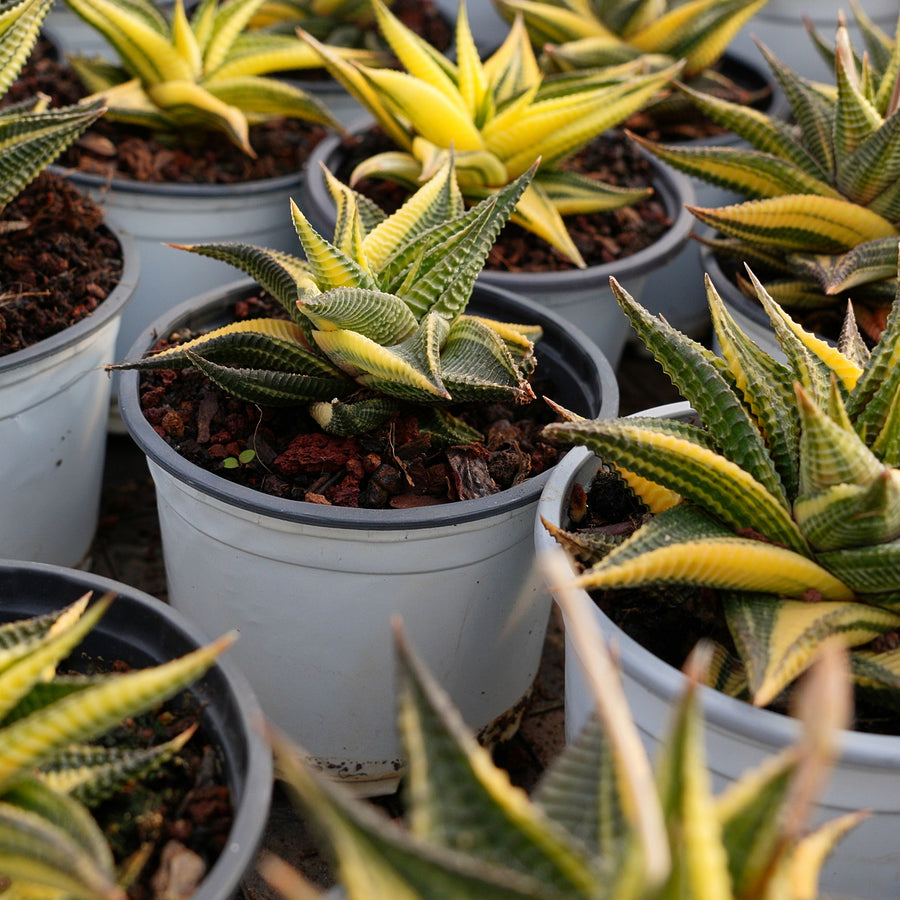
[562,466,900,735]
[337,128,672,273]
[0,171,122,356]
[136,293,563,509]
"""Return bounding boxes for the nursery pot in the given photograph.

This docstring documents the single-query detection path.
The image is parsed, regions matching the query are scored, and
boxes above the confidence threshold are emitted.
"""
[535,402,900,900]
[118,278,618,796]
[56,167,309,370]
[0,559,272,900]
[298,119,696,369]
[0,222,138,567]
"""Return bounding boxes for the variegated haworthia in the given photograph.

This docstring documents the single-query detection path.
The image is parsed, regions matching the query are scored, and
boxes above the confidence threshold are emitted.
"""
[297,0,681,265]
[0,592,233,899]
[113,158,544,440]
[544,264,900,711]
[631,8,900,338]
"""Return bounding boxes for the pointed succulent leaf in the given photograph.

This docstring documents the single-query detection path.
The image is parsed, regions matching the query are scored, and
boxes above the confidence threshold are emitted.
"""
[0,99,106,211]
[724,592,900,707]
[627,133,842,202]
[795,470,900,550]
[688,194,899,254]
[0,630,235,791]
[832,29,883,164]
[837,104,900,211]
[0,797,123,900]
[610,278,791,506]
[816,537,900,594]
[313,318,450,402]
[535,167,651,216]
[167,242,312,315]
[0,0,53,97]
[800,236,900,295]
[395,623,600,895]
[41,727,196,806]
[437,315,533,404]
[572,504,847,599]
[309,397,401,436]
[299,288,419,344]
[187,351,353,404]
[291,198,380,293]
[545,414,809,553]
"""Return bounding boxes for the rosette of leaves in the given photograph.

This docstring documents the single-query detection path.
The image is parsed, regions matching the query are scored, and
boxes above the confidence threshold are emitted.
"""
[0,0,105,215]
[113,159,543,440]
[298,0,682,266]
[258,598,860,900]
[492,0,771,129]
[58,0,381,156]
[0,592,233,899]
[543,264,900,713]
[630,13,900,339]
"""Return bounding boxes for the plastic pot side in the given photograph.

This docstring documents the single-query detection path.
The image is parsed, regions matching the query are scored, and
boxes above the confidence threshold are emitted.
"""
[0,225,138,567]
[118,278,618,795]
[535,406,900,900]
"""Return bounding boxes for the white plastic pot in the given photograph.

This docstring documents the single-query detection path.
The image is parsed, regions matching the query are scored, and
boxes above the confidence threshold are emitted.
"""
[118,278,618,796]
[536,406,900,900]
[731,0,900,82]
[298,120,696,368]
[0,224,138,567]
[56,168,308,369]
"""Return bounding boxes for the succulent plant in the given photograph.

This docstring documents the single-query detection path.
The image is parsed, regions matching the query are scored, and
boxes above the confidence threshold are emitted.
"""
[113,158,544,440]
[259,585,861,900]
[630,12,900,340]
[58,0,380,156]
[0,0,105,213]
[297,0,681,265]
[0,592,233,899]
[492,0,767,78]
[543,264,900,713]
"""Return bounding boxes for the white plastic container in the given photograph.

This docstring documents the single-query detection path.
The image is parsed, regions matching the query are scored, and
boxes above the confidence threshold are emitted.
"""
[0,226,137,566]
[118,279,618,795]
[536,414,900,900]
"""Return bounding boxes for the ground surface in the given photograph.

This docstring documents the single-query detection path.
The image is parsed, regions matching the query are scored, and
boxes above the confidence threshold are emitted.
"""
[89,344,684,897]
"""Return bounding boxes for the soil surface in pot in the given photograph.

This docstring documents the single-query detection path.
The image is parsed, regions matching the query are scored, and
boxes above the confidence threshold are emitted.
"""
[136,293,565,509]
[557,464,900,736]
[65,654,234,900]
[0,171,122,356]
[9,39,327,184]
[336,129,672,273]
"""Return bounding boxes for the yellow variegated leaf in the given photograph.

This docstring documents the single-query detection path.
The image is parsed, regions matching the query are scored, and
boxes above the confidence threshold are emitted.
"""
[688,195,899,254]
[509,181,584,267]
[148,79,251,154]
[170,0,202,80]
[724,594,900,707]
[614,466,682,514]
[785,811,868,900]
[203,0,268,74]
[312,328,449,401]
[299,288,418,344]
[360,67,485,152]
[202,75,339,128]
[454,0,491,124]
[577,535,852,600]
[816,537,900,593]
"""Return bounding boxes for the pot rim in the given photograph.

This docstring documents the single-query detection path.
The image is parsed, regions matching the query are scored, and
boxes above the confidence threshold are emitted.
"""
[117,277,618,531]
[50,162,306,199]
[0,217,139,372]
[0,558,273,900]
[536,405,900,767]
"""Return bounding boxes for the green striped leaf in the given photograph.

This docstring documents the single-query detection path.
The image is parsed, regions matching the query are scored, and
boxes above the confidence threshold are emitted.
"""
[816,537,900,593]
[0,0,53,97]
[299,288,419,345]
[309,397,401,436]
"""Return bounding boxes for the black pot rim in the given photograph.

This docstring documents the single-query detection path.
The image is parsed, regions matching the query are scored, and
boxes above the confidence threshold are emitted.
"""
[0,559,273,900]
[0,219,139,372]
[117,277,618,531]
